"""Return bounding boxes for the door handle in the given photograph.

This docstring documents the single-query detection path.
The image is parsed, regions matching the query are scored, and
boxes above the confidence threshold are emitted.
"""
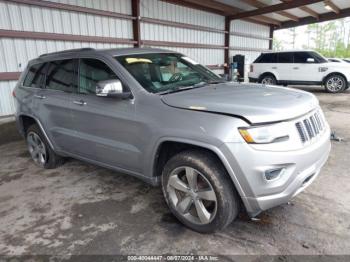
[34,94,46,99]
[272,67,277,69]
[73,100,87,106]
[293,67,299,70]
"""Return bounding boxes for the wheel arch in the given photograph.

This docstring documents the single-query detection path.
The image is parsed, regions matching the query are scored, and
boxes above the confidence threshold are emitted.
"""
[151,138,247,200]
[322,72,348,86]
[17,114,54,150]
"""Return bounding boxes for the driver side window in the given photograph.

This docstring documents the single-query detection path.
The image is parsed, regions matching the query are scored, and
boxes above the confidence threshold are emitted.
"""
[79,59,119,94]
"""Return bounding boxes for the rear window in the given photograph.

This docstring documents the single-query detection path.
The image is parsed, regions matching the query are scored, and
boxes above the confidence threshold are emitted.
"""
[254,53,277,63]
[23,63,47,88]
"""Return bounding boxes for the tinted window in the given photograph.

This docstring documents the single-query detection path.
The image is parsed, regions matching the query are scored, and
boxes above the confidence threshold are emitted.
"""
[277,53,293,63]
[79,59,118,94]
[45,59,77,92]
[23,63,47,88]
[294,52,316,63]
[256,53,277,63]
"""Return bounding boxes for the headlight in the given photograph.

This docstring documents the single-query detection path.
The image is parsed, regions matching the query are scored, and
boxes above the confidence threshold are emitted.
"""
[238,123,290,144]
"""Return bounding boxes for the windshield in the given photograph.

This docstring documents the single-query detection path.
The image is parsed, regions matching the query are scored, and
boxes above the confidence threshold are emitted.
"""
[311,51,328,63]
[115,53,222,94]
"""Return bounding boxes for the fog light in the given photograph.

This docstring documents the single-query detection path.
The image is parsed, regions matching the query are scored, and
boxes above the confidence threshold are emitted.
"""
[264,168,285,181]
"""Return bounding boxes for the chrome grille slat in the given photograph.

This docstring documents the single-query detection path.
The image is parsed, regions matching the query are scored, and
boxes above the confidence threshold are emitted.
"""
[296,122,307,142]
[310,116,319,134]
[316,112,324,130]
[295,110,326,144]
[304,119,314,138]
[314,113,322,131]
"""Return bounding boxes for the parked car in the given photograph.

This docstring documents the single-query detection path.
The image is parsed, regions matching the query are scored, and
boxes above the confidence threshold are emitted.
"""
[249,50,350,93]
[14,48,331,233]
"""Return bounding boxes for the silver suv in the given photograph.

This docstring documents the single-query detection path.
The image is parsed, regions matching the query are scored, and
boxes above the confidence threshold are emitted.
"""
[14,48,331,233]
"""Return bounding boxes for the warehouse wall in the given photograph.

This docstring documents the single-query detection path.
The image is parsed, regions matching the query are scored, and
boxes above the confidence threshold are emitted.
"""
[140,0,225,68]
[0,0,270,116]
[230,20,270,81]
[0,0,133,116]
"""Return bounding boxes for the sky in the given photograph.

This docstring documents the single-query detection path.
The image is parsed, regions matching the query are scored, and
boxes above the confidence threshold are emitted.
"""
[274,17,350,50]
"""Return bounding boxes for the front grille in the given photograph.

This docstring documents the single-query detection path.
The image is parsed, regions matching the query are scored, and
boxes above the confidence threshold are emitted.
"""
[295,110,326,143]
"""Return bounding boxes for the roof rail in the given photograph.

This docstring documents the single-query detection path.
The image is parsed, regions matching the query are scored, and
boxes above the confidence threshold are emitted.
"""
[39,48,95,57]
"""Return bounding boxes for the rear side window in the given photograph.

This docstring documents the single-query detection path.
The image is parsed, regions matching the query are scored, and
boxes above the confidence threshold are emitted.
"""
[45,59,77,92]
[277,53,293,63]
[79,59,119,94]
[255,53,277,63]
[23,63,47,88]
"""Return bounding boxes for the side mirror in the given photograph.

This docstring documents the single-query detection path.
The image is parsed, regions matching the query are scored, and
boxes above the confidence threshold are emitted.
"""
[306,58,315,63]
[96,79,132,99]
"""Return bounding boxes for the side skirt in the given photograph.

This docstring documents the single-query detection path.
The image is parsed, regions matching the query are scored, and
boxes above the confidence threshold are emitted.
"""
[55,150,160,186]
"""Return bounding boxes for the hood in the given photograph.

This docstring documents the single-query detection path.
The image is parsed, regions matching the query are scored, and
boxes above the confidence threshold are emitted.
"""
[161,83,319,124]
[324,62,350,68]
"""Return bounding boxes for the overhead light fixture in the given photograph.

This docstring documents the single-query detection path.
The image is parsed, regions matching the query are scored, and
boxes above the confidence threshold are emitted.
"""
[324,1,340,13]
[324,3,333,11]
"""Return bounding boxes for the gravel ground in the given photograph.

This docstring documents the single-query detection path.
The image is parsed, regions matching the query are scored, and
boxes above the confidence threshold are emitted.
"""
[0,86,349,257]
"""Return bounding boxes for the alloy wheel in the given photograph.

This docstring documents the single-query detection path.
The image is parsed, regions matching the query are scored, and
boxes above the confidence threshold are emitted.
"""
[326,76,344,92]
[27,132,47,167]
[261,77,274,85]
[167,166,217,225]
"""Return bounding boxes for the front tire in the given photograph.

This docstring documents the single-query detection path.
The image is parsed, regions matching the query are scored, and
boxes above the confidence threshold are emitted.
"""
[260,74,277,85]
[161,150,239,233]
[26,124,65,169]
[324,74,347,93]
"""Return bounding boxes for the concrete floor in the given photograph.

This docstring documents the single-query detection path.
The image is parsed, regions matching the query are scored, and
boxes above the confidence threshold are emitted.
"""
[0,86,349,256]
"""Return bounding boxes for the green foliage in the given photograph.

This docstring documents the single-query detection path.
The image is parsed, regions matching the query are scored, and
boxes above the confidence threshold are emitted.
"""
[306,19,350,58]
[273,37,283,51]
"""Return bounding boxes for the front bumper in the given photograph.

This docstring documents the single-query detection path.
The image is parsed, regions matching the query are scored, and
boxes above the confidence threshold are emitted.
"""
[220,127,331,217]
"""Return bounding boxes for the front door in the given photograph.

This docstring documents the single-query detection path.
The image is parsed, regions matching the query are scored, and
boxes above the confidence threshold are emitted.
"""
[290,52,323,82]
[68,58,141,173]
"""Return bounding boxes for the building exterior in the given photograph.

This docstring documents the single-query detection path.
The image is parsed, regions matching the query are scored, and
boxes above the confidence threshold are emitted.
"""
[0,0,270,117]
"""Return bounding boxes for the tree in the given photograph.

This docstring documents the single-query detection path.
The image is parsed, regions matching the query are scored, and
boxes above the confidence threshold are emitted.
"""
[274,18,350,57]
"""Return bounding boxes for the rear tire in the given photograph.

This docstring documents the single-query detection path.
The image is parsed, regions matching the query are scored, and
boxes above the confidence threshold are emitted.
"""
[26,124,65,169]
[260,74,277,85]
[161,150,239,233]
[324,74,347,93]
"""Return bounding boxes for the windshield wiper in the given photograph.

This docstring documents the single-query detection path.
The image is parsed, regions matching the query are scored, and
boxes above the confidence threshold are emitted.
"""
[158,81,208,95]
[158,79,226,95]
[207,79,226,84]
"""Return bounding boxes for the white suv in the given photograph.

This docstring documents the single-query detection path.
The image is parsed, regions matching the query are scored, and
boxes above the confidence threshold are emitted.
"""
[249,50,350,93]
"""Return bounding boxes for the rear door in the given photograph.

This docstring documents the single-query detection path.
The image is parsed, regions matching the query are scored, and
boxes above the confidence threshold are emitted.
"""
[21,62,47,117]
[68,58,140,172]
[276,52,294,81]
[253,53,277,79]
[35,59,78,152]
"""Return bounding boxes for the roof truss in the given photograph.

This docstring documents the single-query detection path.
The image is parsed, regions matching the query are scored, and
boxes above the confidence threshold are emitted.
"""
[163,0,350,28]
